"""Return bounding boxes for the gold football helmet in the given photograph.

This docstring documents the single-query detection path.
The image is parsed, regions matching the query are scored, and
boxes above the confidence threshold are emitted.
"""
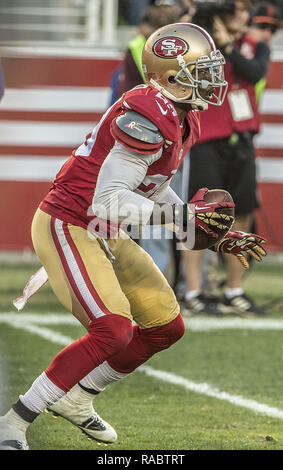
[142,23,228,110]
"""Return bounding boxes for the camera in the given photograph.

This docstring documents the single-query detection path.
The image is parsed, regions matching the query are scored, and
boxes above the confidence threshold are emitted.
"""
[191,0,236,35]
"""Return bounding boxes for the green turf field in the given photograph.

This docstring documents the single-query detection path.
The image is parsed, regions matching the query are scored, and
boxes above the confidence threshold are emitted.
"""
[1,259,283,451]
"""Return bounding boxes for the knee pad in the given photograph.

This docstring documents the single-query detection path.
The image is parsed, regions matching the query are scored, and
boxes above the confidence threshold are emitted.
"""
[88,314,133,360]
[140,313,185,355]
[108,313,185,374]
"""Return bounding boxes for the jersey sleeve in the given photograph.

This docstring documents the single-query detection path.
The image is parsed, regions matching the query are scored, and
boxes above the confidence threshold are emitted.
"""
[110,110,165,155]
[151,184,184,204]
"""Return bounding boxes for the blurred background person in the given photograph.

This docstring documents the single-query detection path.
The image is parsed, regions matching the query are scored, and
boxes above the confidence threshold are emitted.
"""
[125,0,151,26]
[178,0,198,22]
[181,0,275,316]
[125,0,194,26]
[249,3,281,104]
[249,2,281,44]
[113,0,185,102]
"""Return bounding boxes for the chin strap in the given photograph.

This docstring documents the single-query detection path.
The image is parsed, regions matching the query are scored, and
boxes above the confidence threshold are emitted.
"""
[149,79,208,110]
[191,99,208,111]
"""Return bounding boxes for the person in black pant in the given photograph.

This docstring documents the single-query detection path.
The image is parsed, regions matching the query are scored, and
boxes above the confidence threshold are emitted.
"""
[182,0,272,316]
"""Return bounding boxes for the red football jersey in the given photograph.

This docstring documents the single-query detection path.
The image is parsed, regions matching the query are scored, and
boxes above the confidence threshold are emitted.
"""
[40,85,200,230]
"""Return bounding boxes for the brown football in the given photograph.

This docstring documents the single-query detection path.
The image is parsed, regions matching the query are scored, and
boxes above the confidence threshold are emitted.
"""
[191,189,235,250]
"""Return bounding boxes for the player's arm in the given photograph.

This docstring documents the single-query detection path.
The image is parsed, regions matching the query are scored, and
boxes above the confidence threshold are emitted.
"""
[222,40,270,84]
[151,183,183,205]
[213,16,270,84]
[93,141,159,225]
[93,110,165,226]
[94,151,233,237]
[93,112,234,234]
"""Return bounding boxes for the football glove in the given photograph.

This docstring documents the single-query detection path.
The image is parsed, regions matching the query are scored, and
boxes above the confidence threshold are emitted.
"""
[187,188,235,238]
[211,230,267,269]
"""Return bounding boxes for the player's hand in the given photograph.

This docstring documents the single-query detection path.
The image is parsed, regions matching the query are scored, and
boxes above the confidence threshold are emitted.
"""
[211,230,267,269]
[187,187,235,238]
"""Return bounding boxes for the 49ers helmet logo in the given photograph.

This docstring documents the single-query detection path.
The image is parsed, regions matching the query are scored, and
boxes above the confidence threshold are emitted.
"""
[153,36,189,58]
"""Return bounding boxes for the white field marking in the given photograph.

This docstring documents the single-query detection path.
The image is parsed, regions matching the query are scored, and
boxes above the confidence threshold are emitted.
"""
[182,316,283,332]
[139,365,283,421]
[0,317,75,346]
[2,312,283,421]
[0,313,77,325]
[3,312,283,331]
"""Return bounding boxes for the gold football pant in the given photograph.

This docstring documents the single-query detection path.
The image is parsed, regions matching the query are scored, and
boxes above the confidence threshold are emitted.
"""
[31,209,180,330]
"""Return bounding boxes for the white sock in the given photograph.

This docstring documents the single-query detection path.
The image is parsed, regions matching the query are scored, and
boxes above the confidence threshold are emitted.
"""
[19,372,65,414]
[185,289,201,302]
[225,287,244,299]
[79,361,129,392]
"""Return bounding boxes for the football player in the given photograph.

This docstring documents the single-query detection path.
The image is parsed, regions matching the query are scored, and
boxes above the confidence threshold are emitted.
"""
[0,23,266,450]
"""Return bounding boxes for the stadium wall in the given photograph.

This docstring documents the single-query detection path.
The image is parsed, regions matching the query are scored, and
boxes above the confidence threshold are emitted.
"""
[0,51,282,252]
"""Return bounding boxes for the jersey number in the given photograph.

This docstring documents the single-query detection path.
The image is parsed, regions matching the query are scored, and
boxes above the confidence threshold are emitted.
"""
[136,171,177,197]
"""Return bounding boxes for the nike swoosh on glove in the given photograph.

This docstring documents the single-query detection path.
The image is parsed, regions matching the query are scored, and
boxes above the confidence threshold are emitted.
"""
[211,230,267,269]
[187,187,235,239]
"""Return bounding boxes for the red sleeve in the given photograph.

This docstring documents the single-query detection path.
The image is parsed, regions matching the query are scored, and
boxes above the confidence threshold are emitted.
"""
[122,87,179,142]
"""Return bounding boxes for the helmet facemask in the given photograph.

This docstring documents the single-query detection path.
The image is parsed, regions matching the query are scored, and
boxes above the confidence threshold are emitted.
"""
[150,50,228,111]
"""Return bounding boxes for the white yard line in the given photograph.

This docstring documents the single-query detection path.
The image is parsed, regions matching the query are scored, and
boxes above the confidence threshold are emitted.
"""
[182,317,283,332]
[2,311,283,421]
[139,366,283,421]
[2,312,283,331]
[1,319,75,346]
[0,313,77,325]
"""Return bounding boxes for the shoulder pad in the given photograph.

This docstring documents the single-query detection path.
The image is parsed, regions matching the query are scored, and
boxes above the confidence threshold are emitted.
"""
[115,111,164,146]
